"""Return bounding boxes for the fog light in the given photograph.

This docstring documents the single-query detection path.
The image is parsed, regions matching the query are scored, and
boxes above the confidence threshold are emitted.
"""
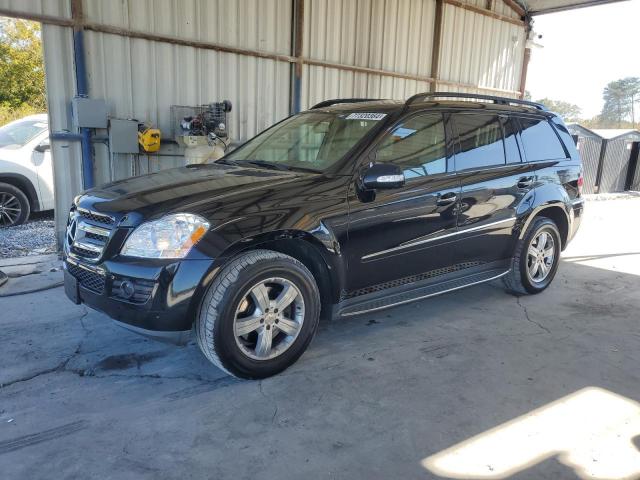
[120,280,135,299]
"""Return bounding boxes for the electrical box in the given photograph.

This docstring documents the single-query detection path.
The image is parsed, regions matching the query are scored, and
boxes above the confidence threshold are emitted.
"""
[72,97,108,128]
[109,118,139,154]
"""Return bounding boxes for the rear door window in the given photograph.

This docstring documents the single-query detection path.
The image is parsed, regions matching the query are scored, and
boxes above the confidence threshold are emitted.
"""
[452,114,505,171]
[518,117,567,161]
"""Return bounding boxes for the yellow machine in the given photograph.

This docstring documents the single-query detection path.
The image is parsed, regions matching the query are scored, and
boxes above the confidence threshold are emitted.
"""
[138,123,161,153]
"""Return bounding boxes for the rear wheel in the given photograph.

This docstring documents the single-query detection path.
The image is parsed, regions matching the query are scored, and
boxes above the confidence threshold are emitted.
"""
[196,249,321,379]
[503,217,561,295]
[0,182,30,227]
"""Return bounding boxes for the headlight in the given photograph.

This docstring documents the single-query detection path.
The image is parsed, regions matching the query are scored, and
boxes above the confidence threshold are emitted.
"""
[121,213,210,259]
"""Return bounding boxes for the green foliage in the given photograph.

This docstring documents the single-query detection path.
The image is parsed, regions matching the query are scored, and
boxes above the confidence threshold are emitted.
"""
[0,18,46,125]
[599,77,640,127]
[0,103,42,126]
[535,98,582,122]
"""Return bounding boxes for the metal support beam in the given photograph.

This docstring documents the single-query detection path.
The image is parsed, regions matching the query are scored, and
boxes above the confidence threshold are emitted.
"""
[503,0,526,17]
[430,0,444,93]
[518,47,531,99]
[71,0,94,189]
[444,0,525,26]
[290,0,304,114]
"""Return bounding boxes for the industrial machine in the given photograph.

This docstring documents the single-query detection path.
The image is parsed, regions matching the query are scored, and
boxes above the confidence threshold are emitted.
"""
[171,100,232,164]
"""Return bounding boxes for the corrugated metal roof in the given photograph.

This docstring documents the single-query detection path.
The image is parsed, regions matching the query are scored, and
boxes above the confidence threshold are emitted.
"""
[591,129,640,140]
[518,0,628,15]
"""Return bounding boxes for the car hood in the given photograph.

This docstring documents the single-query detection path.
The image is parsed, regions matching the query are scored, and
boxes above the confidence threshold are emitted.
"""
[77,164,313,220]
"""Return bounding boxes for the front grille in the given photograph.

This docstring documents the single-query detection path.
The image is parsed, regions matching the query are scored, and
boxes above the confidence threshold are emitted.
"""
[85,231,105,241]
[72,245,101,259]
[111,278,155,304]
[77,208,115,226]
[344,261,483,299]
[67,262,106,294]
[67,208,116,261]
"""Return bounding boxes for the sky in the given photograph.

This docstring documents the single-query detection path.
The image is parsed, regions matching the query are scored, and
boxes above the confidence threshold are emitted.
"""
[526,0,640,119]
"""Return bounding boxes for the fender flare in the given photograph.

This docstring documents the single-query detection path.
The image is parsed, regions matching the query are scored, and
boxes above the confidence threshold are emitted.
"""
[0,173,40,211]
[190,228,345,321]
[517,201,571,244]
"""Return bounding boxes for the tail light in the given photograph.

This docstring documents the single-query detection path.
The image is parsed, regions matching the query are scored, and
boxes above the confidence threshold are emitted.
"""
[577,174,584,196]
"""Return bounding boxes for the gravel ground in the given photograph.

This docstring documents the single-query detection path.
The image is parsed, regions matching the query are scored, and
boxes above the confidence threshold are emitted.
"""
[0,212,56,258]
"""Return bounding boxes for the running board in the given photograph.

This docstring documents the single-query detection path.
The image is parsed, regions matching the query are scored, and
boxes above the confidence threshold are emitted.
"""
[338,269,509,317]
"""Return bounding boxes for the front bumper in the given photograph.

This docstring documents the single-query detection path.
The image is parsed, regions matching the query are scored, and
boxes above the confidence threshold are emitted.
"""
[63,255,215,340]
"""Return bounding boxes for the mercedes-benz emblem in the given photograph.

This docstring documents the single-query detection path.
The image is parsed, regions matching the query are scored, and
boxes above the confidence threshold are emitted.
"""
[66,217,78,250]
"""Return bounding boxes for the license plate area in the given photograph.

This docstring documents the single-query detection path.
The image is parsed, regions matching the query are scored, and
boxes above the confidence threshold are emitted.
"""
[64,269,80,304]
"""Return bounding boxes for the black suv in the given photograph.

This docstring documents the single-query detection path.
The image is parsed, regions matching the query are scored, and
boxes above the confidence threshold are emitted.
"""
[63,93,584,379]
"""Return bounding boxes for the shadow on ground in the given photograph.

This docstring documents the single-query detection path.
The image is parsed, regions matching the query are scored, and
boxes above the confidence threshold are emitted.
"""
[1,254,639,479]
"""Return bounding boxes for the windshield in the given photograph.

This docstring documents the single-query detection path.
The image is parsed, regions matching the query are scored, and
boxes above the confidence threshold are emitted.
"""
[223,111,384,172]
[0,118,48,149]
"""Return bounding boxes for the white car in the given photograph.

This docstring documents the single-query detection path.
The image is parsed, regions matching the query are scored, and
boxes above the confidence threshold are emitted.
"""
[0,114,54,226]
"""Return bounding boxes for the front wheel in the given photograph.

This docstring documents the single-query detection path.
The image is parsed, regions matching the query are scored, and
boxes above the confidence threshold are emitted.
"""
[196,249,321,379]
[503,217,561,295]
[0,182,30,227]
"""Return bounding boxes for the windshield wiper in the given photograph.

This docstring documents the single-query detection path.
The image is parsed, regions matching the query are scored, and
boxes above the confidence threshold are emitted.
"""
[235,160,291,171]
[213,158,239,166]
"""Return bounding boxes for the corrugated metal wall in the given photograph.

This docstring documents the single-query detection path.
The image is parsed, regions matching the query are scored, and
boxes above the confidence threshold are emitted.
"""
[575,136,602,194]
[438,4,524,95]
[570,126,640,194]
[301,0,523,107]
[0,0,69,17]
[301,0,436,107]
[598,137,638,194]
[83,0,292,183]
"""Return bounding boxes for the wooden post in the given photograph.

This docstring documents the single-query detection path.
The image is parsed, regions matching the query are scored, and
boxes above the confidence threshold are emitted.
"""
[519,47,531,99]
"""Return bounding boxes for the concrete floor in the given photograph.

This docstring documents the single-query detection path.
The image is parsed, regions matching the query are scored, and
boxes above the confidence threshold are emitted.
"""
[1,197,640,480]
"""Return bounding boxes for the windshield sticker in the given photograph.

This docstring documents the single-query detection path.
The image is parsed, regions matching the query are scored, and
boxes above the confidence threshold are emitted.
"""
[33,122,47,128]
[346,113,387,121]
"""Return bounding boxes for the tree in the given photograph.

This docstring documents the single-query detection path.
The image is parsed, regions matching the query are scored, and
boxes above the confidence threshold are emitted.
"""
[535,98,582,122]
[600,77,640,128]
[0,18,46,124]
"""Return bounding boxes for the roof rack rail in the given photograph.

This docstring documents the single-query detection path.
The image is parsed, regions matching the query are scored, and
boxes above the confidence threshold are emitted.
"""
[311,98,379,109]
[405,92,548,111]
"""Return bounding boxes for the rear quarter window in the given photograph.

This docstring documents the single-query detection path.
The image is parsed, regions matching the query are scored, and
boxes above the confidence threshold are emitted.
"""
[519,117,567,162]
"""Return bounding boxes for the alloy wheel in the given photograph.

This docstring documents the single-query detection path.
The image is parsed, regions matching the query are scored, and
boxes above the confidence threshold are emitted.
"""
[0,192,22,226]
[526,230,556,283]
[233,277,305,360]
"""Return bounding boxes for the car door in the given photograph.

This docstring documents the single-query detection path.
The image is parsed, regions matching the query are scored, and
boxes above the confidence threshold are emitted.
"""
[451,112,537,267]
[344,111,460,294]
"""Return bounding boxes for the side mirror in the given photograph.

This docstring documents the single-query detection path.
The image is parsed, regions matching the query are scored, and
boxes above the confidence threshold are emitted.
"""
[362,163,405,190]
[34,138,50,153]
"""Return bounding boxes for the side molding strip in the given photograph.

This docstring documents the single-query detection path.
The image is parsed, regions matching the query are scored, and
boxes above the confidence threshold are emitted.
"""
[362,217,516,261]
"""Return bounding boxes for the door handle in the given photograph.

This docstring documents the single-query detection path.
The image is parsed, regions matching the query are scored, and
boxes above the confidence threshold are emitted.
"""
[436,192,457,206]
[517,176,535,188]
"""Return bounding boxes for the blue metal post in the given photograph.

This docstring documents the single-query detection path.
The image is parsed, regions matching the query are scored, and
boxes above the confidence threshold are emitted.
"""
[72,14,94,189]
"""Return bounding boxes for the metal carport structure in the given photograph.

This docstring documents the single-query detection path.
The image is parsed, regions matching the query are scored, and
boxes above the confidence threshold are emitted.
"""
[0,0,630,244]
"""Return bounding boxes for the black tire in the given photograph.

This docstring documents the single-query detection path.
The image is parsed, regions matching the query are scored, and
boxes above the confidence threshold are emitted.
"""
[503,217,561,295]
[0,182,30,227]
[196,249,321,379]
